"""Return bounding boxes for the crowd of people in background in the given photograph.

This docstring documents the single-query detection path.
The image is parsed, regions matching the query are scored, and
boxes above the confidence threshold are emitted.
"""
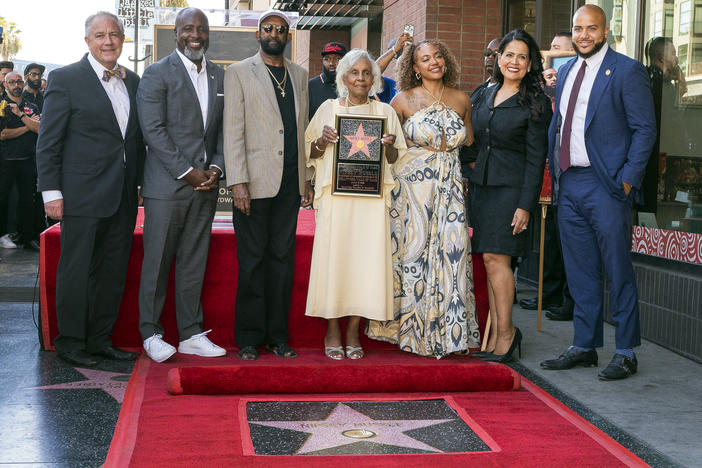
[2,4,658,383]
[0,60,47,253]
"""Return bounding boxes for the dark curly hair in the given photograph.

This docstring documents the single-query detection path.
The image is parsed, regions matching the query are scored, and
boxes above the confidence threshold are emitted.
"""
[396,40,459,91]
[493,29,547,119]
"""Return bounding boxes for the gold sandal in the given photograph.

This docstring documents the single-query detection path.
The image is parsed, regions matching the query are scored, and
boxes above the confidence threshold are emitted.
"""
[345,346,364,359]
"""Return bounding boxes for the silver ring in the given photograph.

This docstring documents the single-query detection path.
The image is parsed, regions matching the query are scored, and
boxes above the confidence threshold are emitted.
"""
[522,226,527,231]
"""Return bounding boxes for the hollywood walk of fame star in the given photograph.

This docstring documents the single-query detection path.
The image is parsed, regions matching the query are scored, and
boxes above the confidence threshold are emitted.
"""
[344,123,377,158]
[251,403,452,454]
[30,368,130,403]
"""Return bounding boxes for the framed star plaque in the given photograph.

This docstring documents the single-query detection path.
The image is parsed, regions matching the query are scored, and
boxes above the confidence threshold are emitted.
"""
[333,113,387,197]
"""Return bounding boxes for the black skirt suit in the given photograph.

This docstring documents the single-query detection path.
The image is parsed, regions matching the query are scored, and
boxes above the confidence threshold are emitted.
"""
[469,84,551,257]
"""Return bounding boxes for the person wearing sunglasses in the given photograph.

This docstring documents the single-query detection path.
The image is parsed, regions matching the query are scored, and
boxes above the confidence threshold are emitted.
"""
[224,9,313,361]
[22,63,45,113]
[0,72,41,251]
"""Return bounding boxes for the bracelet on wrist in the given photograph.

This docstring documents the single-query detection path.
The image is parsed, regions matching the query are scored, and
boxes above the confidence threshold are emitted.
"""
[314,140,325,152]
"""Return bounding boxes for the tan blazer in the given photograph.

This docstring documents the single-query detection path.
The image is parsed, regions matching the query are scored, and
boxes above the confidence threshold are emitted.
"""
[223,52,310,198]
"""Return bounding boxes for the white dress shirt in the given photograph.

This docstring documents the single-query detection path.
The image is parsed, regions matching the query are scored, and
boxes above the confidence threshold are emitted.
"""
[42,53,131,203]
[558,43,609,167]
[175,49,221,179]
[176,49,209,129]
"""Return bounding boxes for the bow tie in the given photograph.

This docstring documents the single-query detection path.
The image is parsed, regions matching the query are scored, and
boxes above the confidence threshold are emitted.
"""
[103,66,126,82]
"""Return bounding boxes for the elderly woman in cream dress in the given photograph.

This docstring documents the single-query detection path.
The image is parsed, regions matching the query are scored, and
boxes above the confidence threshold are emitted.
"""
[305,49,407,360]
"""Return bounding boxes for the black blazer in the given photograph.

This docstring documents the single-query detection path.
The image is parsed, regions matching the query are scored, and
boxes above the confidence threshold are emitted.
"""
[470,83,551,212]
[36,54,145,217]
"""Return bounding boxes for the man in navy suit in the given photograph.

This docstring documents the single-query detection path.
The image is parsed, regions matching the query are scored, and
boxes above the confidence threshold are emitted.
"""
[540,5,656,380]
[36,12,145,367]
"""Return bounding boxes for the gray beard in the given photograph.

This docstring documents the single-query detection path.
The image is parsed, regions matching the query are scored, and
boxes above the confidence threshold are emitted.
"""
[184,47,205,61]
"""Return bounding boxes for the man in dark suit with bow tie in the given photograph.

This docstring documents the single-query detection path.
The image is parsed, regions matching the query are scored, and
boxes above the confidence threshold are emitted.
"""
[36,12,145,367]
[540,5,656,380]
[136,8,226,362]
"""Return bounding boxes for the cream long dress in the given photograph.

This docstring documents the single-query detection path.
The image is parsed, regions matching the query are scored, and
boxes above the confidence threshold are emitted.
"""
[304,98,407,320]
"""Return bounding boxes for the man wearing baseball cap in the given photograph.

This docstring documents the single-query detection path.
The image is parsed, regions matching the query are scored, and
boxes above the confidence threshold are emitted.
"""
[22,63,45,113]
[308,42,347,119]
[224,9,313,360]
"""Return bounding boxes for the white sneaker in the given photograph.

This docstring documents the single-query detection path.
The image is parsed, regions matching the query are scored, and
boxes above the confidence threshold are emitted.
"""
[143,334,176,363]
[178,329,226,357]
[0,234,17,249]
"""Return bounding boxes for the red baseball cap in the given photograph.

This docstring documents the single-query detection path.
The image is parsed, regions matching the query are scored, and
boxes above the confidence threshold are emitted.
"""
[321,42,347,57]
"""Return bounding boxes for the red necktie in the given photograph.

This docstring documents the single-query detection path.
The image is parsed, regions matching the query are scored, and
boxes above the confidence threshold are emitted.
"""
[559,60,587,173]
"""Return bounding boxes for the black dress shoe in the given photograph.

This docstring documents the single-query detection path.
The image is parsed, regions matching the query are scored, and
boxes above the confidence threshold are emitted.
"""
[545,304,574,321]
[519,297,560,311]
[58,350,101,367]
[540,347,597,370]
[92,345,138,361]
[598,354,637,381]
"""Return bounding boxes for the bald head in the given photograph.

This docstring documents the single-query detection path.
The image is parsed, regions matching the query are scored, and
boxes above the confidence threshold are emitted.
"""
[175,7,208,29]
[573,4,607,29]
[487,38,501,50]
[4,71,24,98]
[572,4,609,59]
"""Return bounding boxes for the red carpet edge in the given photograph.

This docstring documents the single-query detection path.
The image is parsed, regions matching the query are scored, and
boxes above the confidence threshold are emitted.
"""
[520,379,648,467]
[104,357,151,467]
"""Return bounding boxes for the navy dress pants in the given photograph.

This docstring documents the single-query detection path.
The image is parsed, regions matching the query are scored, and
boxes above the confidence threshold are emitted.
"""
[557,167,641,350]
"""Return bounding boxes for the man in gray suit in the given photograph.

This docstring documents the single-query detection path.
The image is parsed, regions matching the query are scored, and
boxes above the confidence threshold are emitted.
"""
[137,8,226,362]
[224,10,313,360]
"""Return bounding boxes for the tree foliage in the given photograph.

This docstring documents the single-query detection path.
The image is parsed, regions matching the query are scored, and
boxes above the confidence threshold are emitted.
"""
[0,17,22,61]
[160,0,189,7]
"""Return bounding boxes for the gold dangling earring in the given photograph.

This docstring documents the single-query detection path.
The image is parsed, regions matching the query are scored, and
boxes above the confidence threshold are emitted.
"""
[415,72,421,80]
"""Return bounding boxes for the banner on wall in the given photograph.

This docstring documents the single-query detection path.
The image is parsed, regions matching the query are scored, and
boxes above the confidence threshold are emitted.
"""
[116,0,157,44]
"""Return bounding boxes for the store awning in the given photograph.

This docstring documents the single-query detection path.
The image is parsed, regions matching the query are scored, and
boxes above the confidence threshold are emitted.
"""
[272,0,383,29]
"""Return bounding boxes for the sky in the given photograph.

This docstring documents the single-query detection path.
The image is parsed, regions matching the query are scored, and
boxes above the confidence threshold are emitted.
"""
[2,0,229,66]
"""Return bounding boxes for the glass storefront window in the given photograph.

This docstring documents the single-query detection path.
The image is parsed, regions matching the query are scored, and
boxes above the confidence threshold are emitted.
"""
[585,0,640,58]
[642,0,702,234]
[585,1,702,234]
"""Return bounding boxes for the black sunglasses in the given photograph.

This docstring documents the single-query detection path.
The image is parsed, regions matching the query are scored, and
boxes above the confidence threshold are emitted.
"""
[261,24,288,34]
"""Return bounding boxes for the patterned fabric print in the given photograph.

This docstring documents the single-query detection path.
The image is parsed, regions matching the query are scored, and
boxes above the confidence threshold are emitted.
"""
[367,105,480,357]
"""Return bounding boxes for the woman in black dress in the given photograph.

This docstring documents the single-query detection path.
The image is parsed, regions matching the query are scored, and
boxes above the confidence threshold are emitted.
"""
[469,29,552,362]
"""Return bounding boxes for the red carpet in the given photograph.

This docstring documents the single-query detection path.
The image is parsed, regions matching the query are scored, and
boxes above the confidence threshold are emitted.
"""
[39,209,490,351]
[105,352,648,468]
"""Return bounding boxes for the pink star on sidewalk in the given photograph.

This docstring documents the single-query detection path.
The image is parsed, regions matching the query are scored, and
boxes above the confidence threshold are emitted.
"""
[252,403,451,454]
[30,368,130,403]
[344,124,377,158]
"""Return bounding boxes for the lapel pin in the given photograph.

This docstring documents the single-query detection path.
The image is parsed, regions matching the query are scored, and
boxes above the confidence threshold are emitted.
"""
[210,74,214,79]
[605,69,611,76]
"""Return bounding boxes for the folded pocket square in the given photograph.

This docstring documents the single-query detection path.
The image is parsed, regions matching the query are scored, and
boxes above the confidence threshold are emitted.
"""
[217,93,225,97]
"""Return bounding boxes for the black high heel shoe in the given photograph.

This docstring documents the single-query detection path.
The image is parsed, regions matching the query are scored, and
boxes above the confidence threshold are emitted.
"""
[482,328,522,363]
[471,350,494,358]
